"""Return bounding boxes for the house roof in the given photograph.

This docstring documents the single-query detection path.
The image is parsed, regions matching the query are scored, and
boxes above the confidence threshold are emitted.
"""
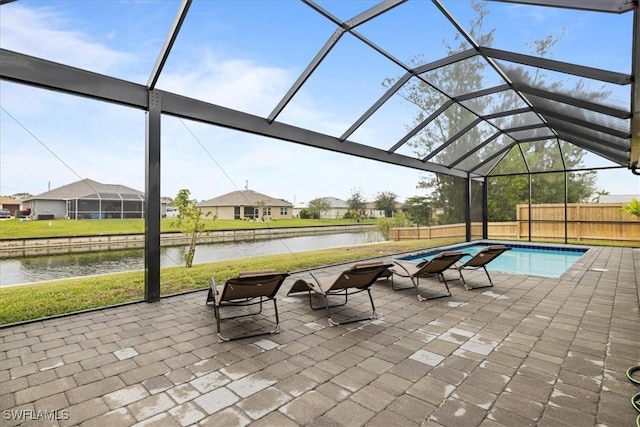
[599,194,639,203]
[26,179,144,201]
[198,190,292,207]
[0,196,21,205]
[313,197,349,209]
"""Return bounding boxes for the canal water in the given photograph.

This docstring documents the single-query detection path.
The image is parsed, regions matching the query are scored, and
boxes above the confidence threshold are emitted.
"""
[0,231,383,286]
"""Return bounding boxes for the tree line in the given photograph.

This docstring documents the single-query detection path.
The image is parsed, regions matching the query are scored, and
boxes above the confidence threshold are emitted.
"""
[383,0,610,225]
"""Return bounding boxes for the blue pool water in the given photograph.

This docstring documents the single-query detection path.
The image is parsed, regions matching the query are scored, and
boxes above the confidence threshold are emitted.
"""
[400,243,587,278]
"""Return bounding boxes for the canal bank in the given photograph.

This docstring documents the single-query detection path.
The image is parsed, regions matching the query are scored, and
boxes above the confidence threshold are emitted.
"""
[0,224,377,258]
[0,228,384,286]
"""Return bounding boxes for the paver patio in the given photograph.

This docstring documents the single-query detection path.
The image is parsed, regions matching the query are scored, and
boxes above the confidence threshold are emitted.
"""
[1,245,638,426]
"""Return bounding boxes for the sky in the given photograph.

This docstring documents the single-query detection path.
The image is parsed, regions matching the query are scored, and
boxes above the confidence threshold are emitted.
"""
[1,0,638,206]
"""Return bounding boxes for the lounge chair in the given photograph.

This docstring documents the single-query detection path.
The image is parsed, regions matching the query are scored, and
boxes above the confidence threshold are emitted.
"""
[287,261,393,327]
[206,270,290,341]
[451,245,511,290]
[389,251,467,301]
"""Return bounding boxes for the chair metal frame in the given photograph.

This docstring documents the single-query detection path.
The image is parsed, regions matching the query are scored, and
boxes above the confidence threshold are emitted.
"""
[206,270,290,341]
[288,262,392,327]
[452,245,511,290]
[390,251,468,301]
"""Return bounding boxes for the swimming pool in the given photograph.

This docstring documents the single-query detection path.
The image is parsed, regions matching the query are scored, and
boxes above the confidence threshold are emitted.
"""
[399,243,588,278]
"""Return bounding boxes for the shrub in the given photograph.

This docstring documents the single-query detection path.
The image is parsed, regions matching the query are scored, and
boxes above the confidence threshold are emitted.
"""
[376,211,410,240]
[298,208,310,219]
[621,198,640,218]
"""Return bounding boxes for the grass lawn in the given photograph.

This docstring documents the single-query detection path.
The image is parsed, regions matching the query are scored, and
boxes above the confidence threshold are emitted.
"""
[0,238,461,325]
[0,217,375,239]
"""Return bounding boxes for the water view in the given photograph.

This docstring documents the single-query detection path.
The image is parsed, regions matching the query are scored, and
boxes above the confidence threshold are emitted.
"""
[0,231,383,286]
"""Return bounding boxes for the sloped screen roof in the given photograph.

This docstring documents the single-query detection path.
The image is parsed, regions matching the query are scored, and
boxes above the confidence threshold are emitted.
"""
[0,0,636,180]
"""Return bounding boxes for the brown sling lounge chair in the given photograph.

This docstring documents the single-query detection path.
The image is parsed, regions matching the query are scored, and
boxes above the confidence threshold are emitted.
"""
[287,261,393,327]
[451,245,511,290]
[206,270,290,341]
[389,251,467,301]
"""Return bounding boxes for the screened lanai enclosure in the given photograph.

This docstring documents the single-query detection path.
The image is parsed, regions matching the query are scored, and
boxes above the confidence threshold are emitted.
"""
[22,179,145,220]
[0,0,638,300]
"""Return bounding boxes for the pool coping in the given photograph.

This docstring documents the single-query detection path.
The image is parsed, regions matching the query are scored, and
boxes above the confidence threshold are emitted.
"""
[394,240,593,280]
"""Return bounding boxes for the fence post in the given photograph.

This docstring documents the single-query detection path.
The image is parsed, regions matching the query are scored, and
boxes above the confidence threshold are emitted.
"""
[577,221,581,242]
[576,204,581,242]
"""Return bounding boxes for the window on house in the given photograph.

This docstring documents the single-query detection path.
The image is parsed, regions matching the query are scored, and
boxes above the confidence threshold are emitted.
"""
[263,207,271,216]
[280,207,288,215]
[243,206,255,218]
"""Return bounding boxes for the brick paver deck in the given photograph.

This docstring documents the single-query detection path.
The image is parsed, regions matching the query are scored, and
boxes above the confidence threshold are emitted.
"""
[1,245,638,426]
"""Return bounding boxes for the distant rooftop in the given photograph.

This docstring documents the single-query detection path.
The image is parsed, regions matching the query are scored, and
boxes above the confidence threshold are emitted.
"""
[26,179,144,201]
[599,194,639,203]
[198,189,292,207]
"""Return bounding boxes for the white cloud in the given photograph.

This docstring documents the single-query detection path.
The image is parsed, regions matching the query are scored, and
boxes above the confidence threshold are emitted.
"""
[0,4,136,74]
[156,50,292,117]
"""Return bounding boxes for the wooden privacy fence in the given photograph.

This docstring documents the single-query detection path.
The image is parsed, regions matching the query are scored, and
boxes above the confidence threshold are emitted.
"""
[390,203,640,243]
